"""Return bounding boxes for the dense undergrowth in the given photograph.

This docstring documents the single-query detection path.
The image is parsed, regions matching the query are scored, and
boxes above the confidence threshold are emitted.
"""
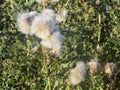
[0,0,120,90]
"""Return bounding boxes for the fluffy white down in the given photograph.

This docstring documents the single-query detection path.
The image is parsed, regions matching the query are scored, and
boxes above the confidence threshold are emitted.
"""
[29,11,38,18]
[41,9,56,31]
[31,9,56,39]
[41,30,65,55]
[87,61,101,75]
[88,61,99,70]
[69,61,86,85]
[41,9,56,18]
[17,11,38,35]
[17,12,30,34]
[76,61,86,75]
[104,63,116,74]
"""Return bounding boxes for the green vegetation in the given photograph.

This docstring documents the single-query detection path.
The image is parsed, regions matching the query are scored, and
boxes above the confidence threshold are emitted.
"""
[0,0,120,90]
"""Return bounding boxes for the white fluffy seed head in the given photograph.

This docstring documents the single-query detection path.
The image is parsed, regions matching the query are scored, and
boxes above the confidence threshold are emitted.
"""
[41,9,56,33]
[17,11,38,35]
[31,9,56,39]
[87,61,101,76]
[104,62,117,74]
[41,30,65,56]
[31,15,55,39]
[41,9,56,21]
[31,15,50,38]
[29,11,38,18]
[69,61,86,85]
[50,30,65,56]
[17,12,31,34]
[76,61,86,76]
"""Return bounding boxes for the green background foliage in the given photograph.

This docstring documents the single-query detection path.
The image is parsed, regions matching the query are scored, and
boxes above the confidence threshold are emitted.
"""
[0,0,120,90]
